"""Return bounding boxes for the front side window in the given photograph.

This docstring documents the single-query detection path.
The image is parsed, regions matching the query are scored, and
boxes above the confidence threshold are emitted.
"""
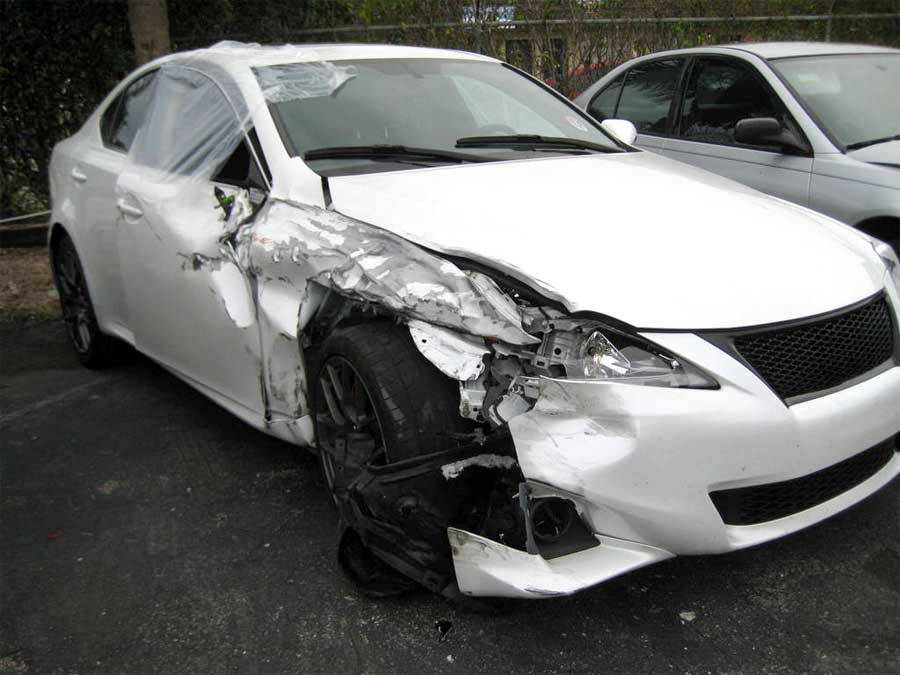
[614,59,684,134]
[256,58,620,172]
[101,70,157,152]
[770,53,900,150]
[678,57,785,148]
[587,73,625,122]
[129,65,242,178]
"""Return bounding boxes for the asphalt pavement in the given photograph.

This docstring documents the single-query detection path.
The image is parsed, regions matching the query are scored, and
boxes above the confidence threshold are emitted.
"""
[1,319,898,674]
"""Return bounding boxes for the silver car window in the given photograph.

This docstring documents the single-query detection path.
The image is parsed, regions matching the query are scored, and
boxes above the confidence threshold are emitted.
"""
[771,54,900,149]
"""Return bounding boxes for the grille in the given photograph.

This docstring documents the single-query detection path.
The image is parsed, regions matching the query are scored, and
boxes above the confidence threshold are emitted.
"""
[710,436,898,526]
[733,296,895,400]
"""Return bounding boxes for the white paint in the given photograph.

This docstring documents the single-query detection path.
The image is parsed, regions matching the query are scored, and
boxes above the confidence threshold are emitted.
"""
[508,329,900,557]
[408,320,489,381]
[448,527,674,598]
[328,151,886,329]
[600,118,637,145]
[211,263,256,328]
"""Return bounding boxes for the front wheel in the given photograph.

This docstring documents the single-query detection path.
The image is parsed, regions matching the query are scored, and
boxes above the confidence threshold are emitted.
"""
[311,321,471,594]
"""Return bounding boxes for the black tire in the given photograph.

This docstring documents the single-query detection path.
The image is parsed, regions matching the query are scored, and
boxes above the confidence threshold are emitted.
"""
[311,321,472,596]
[312,321,470,464]
[51,234,122,368]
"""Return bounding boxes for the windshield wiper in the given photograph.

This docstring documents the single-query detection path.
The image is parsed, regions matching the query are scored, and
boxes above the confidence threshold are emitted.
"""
[845,134,900,151]
[455,134,618,153]
[303,145,492,164]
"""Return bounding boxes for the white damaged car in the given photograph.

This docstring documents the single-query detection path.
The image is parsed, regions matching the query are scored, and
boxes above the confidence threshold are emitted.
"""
[49,42,900,600]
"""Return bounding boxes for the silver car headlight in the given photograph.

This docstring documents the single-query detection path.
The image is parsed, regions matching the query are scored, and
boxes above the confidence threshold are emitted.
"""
[534,320,718,389]
[871,239,900,290]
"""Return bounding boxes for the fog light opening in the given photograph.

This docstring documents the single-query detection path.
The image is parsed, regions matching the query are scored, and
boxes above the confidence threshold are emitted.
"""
[531,497,575,543]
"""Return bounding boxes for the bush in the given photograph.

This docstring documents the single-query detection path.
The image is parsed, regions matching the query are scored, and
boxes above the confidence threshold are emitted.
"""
[1,1,134,217]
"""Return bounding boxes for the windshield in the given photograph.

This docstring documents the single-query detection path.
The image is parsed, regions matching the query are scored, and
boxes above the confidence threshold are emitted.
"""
[255,58,620,169]
[771,53,900,149]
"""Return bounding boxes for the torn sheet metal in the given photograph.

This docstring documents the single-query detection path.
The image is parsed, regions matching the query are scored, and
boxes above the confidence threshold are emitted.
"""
[239,199,540,345]
[408,320,490,381]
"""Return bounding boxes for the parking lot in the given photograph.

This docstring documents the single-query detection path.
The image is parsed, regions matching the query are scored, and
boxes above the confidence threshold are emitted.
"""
[1,318,898,674]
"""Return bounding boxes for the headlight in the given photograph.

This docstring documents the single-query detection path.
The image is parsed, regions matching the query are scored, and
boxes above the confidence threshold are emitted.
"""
[534,320,718,389]
[871,239,900,290]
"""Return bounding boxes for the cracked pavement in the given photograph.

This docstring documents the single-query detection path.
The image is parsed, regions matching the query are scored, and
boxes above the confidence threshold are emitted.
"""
[1,320,898,674]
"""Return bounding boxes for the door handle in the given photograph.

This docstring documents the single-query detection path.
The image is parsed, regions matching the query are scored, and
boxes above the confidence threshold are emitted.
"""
[71,167,87,183]
[116,199,143,218]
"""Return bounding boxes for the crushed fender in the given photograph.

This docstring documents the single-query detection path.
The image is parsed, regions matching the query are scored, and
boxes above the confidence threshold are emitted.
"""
[239,199,539,346]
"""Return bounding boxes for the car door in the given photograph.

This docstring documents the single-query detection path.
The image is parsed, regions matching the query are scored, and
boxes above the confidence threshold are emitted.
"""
[71,70,158,339]
[662,55,813,205]
[114,64,266,419]
[586,57,686,155]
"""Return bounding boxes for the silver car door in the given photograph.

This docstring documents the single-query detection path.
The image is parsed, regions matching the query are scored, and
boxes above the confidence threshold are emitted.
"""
[115,64,265,420]
[662,55,812,205]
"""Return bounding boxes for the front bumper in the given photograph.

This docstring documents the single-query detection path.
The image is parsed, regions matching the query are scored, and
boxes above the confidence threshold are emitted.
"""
[451,297,900,598]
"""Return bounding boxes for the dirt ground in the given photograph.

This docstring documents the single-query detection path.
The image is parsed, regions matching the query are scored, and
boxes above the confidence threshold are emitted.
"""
[0,247,60,320]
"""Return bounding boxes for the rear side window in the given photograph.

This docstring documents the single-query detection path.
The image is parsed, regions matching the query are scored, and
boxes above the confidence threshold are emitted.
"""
[615,59,684,134]
[678,57,785,147]
[101,70,158,152]
[587,73,624,122]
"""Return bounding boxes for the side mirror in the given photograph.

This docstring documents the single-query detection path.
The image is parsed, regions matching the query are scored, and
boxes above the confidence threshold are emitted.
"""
[601,118,638,145]
[735,117,807,154]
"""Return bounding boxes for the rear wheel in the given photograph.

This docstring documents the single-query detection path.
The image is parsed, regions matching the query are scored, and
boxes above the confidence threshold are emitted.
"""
[52,234,121,368]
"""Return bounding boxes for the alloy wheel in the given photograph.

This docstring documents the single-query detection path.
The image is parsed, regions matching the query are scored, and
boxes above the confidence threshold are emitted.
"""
[54,241,93,356]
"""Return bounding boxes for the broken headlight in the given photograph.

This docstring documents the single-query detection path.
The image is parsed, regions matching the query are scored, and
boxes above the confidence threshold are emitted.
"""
[534,321,717,389]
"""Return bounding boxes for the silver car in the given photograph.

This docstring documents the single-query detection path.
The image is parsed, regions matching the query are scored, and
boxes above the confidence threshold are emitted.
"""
[575,42,900,250]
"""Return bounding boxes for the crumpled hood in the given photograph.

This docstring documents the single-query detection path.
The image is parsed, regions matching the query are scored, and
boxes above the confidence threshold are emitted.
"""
[847,140,900,168]
[328,152,885,330]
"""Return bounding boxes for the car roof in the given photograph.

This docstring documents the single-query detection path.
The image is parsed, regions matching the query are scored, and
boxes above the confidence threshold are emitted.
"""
[720,41,900,59]
[164,40,499,71]
[623,41,900,63]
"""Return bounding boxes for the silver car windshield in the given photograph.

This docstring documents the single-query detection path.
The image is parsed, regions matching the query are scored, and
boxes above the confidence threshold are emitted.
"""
[771,54,900,150]
[255,58,619,161]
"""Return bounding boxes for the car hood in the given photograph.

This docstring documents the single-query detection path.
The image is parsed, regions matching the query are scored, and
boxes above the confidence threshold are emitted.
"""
[327,152,885,330]
[847,140,900,168]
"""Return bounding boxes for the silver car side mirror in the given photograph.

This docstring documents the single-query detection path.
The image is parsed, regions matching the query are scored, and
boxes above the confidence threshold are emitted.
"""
[600,118,638,146]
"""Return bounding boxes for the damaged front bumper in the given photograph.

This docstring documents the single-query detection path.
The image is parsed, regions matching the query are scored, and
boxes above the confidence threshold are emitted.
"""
[447,331,900,598]
[334,329,900,599]
[449,527,672,599]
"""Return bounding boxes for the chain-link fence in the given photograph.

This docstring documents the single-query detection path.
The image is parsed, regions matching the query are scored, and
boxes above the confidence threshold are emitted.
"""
[2,0,899,218]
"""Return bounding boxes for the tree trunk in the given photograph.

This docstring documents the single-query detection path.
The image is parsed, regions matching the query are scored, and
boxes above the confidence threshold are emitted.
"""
[128,0,171,66]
